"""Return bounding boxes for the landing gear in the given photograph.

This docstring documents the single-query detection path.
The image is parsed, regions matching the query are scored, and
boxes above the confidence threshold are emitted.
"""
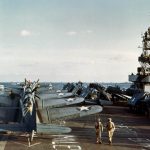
[28,130,35,147]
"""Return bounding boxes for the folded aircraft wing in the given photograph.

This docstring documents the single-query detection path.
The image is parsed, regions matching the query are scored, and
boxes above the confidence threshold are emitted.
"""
[36,97,84,108]
[84,99,113,106]
[37,105,102,123]
[0,107,20,122]
[4,85,23,95]
[39,92,74,100]
[37,88,68,94]
[36,87,52,94]
[0,93,20,122]
[121,94,132,99]
[0,94,19,107]
[0,123,26,132]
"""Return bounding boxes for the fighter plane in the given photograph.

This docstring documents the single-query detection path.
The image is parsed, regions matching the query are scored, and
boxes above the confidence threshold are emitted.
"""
[78,83,113,106]
[0,79,103,146]
[61,82,113,106]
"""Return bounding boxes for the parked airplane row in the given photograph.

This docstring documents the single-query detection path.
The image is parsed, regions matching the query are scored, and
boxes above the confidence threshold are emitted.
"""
[0,79,103,146]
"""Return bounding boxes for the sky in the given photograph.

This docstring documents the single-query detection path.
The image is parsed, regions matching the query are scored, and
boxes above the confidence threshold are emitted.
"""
[0,0,150,82]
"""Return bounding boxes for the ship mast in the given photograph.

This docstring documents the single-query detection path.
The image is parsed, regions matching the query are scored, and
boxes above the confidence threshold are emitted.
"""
[139,27,150,74]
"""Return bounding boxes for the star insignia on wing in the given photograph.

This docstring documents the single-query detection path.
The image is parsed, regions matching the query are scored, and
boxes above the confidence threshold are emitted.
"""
[58,93,64,96]
[78,106,90,111]
[56,90,61,93]
[66,98,75,102]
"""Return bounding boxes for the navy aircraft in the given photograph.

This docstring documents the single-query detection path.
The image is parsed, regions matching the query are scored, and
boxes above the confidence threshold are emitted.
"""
[78,83,113,106]
[0,79,103,146]
[61,82,113,106]
[128,92,150,116]
[36,83,81,99]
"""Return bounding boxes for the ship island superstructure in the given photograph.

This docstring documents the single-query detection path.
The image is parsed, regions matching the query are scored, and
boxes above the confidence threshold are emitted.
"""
[129,27,150,92]
[128,27,150,117]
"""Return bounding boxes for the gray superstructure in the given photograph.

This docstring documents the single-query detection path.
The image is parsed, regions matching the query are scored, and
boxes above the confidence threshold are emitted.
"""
[129,27,150,92]
[128,27,150,116]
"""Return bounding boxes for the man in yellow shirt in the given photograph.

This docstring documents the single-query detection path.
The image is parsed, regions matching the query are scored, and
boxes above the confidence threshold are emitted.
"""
[106,118,115,145]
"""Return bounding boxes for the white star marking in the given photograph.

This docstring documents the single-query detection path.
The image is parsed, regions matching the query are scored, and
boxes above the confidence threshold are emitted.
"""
[58,93,64,96]
[56,90,61,93]
[78,106,89,111]
[66,98,75,102]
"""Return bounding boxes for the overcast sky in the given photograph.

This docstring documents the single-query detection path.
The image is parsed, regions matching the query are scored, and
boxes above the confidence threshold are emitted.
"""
[0,0,150,82]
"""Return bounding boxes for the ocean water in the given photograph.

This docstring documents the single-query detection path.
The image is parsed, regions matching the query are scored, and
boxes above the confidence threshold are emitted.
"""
[49,82,132,90]
[0,82,132,91]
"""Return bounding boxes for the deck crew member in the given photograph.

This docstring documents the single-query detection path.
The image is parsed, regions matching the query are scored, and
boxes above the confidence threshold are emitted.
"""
[106,118,115,145]
[95,118,103,144]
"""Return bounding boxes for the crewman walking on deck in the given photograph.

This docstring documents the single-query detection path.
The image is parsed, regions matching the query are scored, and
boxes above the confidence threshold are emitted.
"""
[95,118,103,144]
[106,118,115,145]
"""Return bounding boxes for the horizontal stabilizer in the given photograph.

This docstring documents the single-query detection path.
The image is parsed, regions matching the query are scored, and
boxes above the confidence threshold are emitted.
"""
[36,124,71,134]
[38,105,102,123]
